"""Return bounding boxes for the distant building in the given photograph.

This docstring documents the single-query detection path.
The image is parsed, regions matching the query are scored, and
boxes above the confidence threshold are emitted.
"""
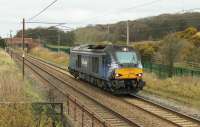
[5,37,40,49]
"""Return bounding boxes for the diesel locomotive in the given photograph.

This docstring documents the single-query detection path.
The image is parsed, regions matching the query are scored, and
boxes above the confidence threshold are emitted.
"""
[68,44,145,94]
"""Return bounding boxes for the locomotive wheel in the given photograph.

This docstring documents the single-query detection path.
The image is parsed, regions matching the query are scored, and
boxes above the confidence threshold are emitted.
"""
[74,72,79,79]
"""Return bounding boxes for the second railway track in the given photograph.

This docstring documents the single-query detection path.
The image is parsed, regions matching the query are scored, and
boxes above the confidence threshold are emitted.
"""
[123,95,200,127]
[12,51,200,127]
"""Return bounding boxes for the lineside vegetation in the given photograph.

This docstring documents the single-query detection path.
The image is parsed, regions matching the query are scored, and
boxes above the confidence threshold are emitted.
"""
[134,27,200,109]
[0,49,61,126]
[143,72,200,109]
[30,47,69,66]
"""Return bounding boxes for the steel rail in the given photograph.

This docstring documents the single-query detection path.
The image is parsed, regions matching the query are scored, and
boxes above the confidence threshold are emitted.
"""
[129,94,200,126]
[28,55,66,71]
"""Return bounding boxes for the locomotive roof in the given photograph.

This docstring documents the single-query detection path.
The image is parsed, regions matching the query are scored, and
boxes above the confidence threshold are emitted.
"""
[71,44,135,53]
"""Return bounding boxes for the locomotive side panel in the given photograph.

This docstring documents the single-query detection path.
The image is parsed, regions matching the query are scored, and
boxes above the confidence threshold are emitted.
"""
[69,51,107,80]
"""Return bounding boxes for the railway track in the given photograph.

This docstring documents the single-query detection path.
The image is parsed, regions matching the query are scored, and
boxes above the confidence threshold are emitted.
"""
[13,52,142,127]
[123,95,200,127]
[13,52,200,127]
[25,55,200,125]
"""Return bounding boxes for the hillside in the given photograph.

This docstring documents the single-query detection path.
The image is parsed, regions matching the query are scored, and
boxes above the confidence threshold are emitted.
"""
[74,12,200,44]
[14,12,200,46]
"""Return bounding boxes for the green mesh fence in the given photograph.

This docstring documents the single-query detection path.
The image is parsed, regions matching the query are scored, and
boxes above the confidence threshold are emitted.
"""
[44,44,70,54]
[143,62,200,78]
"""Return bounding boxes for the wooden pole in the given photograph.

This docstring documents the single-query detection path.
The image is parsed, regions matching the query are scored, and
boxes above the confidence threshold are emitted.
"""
[22,18,25,80]
[127,20,130,46]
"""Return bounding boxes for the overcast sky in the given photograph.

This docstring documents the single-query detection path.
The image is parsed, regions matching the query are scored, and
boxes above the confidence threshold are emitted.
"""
[0,0,200,37]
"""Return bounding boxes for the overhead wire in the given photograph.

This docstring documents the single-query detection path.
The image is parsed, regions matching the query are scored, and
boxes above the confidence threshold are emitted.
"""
[27,0,58,21]
[25,21,74,31]
[117,0,163,12]
[25,21,67,25]
[81,0,163,25]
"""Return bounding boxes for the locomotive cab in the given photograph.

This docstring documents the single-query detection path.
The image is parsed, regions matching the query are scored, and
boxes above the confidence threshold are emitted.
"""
[106,46,145,93]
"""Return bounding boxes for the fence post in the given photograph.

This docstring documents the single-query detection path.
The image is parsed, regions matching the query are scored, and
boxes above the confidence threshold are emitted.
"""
[159,64,161,78]
[74,99,77,121]
[67,96,70,115]
[168,64,173,78]
[103,121,106,127]
[82,106,84,127]
[60,103,64,127]
[191,70,194,77]
[91,114,94,127]
[11,50,12,59]
[174,67,176,77]
[22,53,25,80]
[180,68,183,77]
[150,62,153,73]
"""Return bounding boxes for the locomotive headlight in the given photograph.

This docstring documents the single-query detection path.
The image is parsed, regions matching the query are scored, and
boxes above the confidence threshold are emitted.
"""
[137,73,143,77]
[116,73,120,77]
[115,73,122,77]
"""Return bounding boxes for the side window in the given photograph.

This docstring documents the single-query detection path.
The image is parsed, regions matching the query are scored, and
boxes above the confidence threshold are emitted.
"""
[92,57,99,73]
[106,56,111,65]
[77,55,81,68]
[102,56,106,66]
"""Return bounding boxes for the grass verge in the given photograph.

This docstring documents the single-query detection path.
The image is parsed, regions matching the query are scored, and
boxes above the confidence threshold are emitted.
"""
[30,47,69,66]
[0,49,61,126]
[143,72,200,109]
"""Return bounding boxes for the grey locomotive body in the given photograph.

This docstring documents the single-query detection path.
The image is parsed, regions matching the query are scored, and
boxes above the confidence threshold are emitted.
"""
[68,44,145,94]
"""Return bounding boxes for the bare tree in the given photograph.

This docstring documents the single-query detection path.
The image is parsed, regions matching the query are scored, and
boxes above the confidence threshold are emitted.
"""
[159,34,186,77]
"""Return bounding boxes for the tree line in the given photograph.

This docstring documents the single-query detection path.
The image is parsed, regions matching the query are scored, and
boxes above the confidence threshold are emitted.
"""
[16,27,75,46]
[14,12,200,46]
[74,12,200,44]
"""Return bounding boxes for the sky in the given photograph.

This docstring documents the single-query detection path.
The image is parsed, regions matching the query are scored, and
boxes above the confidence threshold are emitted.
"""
[0,0,200,37]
